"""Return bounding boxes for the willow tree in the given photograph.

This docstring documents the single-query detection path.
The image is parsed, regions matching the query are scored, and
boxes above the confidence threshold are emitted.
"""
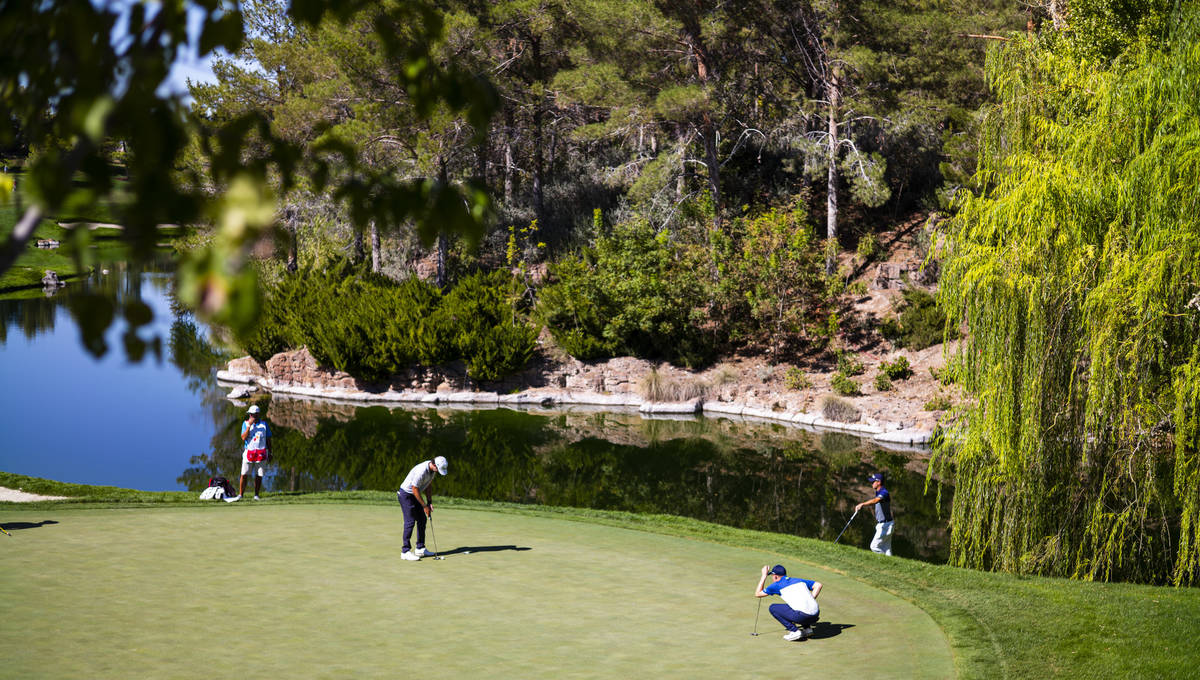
[938,4,1199,584]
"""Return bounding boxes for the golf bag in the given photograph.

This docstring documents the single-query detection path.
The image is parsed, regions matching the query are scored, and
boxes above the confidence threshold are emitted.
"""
[202,476,237,500]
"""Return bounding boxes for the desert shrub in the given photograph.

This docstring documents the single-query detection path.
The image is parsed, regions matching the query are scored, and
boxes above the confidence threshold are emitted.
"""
[784,366,811,390]
[709,364,739,386]
[638,368,710,402]
[873,373,893,391]
[831,372,861,396]
[880,355,913,380]
[821,395,861,422]
[836,351,865,376]
[879,288,951,350]
[924,394,952,411]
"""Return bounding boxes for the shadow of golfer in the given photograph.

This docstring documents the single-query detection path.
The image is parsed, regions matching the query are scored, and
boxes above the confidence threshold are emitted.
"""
[0,520,59,533]
[438,545,531,556]
[808,622,854,640]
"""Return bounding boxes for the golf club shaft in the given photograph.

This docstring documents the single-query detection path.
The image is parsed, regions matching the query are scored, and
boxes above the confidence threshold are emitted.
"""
[752,596,762,635]
[429,515,439,557]
[833,509,858,544]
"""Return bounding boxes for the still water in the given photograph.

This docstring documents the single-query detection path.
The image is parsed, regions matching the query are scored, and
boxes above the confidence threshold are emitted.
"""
[0,265,951,561]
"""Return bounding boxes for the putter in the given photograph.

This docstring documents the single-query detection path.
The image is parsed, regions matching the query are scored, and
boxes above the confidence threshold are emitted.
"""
[428,516,445,560]
[751,597,762,636]
[833,509,859,545]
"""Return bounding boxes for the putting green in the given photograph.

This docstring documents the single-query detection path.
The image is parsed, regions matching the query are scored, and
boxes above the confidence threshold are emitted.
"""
[0,505,952,679]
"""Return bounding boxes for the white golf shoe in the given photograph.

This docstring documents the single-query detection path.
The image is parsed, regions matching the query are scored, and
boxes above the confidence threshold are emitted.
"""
[783,629,806,641]
[400,551,420,561]
[223,495,241,503]
[414,547,436,557]
[801,626,814,638]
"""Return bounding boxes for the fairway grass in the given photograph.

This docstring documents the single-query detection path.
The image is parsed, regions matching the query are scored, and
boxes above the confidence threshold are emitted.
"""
[3,484,1200,679]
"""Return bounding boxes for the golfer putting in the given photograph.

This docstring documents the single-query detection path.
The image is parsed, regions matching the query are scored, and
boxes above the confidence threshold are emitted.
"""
[755,564,822,641]
[396,456,449,561]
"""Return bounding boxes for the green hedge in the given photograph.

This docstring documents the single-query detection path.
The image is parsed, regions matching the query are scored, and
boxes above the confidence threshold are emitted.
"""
[240,263,537,383]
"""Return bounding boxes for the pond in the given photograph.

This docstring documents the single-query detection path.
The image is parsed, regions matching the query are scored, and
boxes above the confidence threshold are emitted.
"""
[0,263,952,562]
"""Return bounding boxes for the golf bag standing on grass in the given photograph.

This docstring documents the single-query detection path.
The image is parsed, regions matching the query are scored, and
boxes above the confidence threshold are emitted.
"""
[200,476,237,500]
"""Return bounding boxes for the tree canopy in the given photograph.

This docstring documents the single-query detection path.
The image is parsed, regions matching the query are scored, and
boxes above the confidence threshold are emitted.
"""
[938,0,1199,584]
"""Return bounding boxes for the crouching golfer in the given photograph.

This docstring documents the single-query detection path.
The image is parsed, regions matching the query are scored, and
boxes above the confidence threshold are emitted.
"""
[755,564,822,641]
[396,456,448,561]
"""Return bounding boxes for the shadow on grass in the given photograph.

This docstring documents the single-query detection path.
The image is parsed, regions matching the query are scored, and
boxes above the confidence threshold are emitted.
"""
[439,545,531,556]
[0,519,59,532]
[808,622,854,640]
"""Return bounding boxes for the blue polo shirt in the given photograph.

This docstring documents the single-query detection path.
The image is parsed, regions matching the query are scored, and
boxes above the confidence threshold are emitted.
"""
[763,577,819,615]
[874,486,893,522]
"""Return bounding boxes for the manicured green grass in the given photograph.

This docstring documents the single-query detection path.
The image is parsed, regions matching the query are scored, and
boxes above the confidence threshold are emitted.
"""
[2,473,1199,679]
[1,503,948,679]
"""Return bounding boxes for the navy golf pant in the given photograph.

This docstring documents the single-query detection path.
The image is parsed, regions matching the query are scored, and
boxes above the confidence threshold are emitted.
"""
[397,490,427,552]
[770,603,819,632]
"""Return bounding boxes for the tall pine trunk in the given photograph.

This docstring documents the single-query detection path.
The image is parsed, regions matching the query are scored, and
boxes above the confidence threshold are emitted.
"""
[825,70,840,275]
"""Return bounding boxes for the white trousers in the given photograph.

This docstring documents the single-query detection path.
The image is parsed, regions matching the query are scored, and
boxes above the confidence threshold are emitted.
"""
[871,521,894,556]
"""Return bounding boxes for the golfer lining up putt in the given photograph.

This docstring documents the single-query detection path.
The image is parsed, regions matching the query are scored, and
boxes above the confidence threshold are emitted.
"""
[756,564,822,641]
[396,456,448,561]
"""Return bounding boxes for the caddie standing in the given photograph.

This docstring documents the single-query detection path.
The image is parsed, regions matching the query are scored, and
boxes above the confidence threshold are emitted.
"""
[855,472,894,555]
[228,404,271,502]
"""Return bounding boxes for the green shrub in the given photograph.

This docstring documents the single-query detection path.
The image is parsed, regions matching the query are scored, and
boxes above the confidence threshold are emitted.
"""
[784,366,811,390]
[537,219,718,368]
[820,395,861,422]
[710,204,830,359]
[856,232,880,261]
[873,373,893,391]
[880,355,913,380]
[238,262,537,383]
[831,372,861,396]
[836,351,865,376]
[879,288,951,350]
[439,271,537,381]
[924,394,952,411]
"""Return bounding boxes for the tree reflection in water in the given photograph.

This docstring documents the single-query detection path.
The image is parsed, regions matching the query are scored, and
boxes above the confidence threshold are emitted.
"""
[181,399,952,563]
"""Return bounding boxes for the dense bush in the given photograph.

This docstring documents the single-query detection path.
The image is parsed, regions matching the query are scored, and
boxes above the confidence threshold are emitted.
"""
[879,288,950,350]
[238,263,537,382]
[831,372,861,396]
[438,271,537,381]
[880,355,913,380]
[784,366,811,390]
[537,219,719,368]
[873,373,893,391]
[711,205,831,359]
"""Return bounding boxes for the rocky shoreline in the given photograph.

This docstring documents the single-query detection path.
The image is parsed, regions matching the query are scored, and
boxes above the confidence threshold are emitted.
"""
[218,347,955,448]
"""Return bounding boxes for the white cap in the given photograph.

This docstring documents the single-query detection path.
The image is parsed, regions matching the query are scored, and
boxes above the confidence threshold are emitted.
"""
[434,456,449,476]
[248,405,261,414]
